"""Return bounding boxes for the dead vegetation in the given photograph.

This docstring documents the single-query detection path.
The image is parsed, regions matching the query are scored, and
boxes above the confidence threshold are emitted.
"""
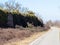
[0,27,49,45]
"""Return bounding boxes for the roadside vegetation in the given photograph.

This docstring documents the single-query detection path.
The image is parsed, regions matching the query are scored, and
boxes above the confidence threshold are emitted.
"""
[0,0,50,45]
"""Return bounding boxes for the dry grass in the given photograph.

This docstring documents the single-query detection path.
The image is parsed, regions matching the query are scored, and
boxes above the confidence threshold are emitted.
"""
[0,27,49,45]
[4,31,47,45]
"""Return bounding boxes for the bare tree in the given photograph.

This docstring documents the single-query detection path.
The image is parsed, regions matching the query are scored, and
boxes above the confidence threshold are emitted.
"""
[4,0,21,12]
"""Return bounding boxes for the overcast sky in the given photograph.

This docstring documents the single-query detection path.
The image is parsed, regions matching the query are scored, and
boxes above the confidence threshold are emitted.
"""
[0,0,60,22]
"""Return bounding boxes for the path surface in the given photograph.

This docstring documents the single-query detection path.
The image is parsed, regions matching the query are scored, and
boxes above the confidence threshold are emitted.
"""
[29,27,60,45]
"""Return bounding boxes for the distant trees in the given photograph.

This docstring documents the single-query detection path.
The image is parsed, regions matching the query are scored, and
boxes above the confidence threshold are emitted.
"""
[46,20,53,27]
[46,20,60,28]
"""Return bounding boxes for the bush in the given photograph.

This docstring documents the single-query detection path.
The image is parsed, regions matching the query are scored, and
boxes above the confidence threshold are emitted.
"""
[0,9,7,27]
[25,15,44,27]
[0,9,44,28]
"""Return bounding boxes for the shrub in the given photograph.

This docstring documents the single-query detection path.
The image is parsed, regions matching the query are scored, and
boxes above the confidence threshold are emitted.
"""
[0,9,44,28]
[0,9,7,27]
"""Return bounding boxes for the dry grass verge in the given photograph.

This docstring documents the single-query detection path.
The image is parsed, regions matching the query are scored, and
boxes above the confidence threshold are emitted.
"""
[4,31,47,45]
[0,27,49,45]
